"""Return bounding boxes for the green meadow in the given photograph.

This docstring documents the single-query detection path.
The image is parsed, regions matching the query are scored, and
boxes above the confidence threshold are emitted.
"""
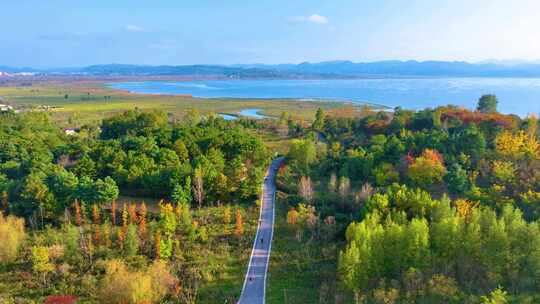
[0,80,360,127]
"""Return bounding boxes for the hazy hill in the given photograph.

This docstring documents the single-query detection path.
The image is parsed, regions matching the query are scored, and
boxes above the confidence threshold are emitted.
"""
[4,60,540,78]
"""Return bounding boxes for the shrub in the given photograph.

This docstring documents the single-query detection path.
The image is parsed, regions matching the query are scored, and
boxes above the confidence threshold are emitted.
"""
[43,295,78,304]
[99,259,177,304]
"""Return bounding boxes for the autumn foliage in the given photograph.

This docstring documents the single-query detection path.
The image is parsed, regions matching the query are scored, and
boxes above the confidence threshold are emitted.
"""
[287,209,298,225]
[0,212,26,263]
[234,209,244,236]
[440,107,517,129]
[407,149,447,188]
[98,259,178,304]
[111,200,117,226]
[495,130,540,159]
[138,203,147,239]
[43,295,78,304]
[73,200,82,226]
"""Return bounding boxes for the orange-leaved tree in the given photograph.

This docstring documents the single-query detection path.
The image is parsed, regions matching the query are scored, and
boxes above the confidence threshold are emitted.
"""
[235,209,244,236]
[407,149,447,188]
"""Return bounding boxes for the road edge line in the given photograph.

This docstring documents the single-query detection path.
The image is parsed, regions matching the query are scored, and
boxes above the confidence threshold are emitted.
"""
[238,160,271,302]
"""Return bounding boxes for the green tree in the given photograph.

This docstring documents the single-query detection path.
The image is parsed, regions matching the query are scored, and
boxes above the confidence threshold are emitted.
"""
[239,166,264,201]
[31,246,53,285]
[339,242,363,303]
[63,224,82,265]
[20,171,54,218]
[176,202,192,229]
[76,176,119,205]
[172,139,189,161]
[481,287,508,304]
[94,177,119,204]
[158,203,177,259]
[339,214,383,303]
[184,108,201,126]
[288,139,317,174]
[407,149,447,189]
[451,124,486,162]
[72,154,97,179]
[372,163,400,187]
[100,109,168,139]
[124,224,139,257]
[46,169,78,212]
[477,94,498,113]
[312,108,325,131]
[445,163,470,193]
[171,176,192,205]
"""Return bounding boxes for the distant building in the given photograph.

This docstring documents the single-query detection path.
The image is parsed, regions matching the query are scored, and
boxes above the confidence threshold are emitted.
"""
[64,128,78,136]
[0,104,13,111]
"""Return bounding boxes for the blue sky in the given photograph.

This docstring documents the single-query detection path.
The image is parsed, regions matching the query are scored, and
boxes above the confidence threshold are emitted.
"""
[2,0,540,67]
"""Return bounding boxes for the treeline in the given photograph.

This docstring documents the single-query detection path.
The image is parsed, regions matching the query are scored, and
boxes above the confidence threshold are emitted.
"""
[0,109,270,222]
[286,96,539,221]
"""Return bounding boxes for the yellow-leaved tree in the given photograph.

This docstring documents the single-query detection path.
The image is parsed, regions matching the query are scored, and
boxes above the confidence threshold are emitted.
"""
[99,259,178,304]
[31,246,54,285]
[495,130,539,159]
[0,213,26,263]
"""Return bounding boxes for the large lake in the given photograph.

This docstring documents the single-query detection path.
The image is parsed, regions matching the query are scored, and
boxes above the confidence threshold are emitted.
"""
[110,78,540,116]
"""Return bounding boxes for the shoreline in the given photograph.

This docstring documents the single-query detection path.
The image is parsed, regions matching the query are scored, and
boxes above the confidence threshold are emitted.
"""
[105,81,393,111]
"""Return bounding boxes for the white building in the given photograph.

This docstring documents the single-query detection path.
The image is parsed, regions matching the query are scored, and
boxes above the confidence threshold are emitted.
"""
[64,129,78,136]
[0,104,13,111]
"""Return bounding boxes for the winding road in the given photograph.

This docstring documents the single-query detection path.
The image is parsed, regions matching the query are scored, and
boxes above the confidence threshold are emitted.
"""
[238,157,283,304]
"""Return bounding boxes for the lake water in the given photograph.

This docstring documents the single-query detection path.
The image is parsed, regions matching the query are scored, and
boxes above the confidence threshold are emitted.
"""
[238,109,270,119]
[218,109,270,120]
[218,113,238,121]
[110,78,540,116]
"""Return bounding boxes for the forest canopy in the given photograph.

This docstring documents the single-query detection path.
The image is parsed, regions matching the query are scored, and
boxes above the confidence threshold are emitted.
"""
[0,110,270,223]
[279,103,540,302]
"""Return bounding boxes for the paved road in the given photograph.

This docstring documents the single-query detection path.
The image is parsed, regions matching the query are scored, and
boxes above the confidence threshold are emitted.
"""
[238,157,283,304]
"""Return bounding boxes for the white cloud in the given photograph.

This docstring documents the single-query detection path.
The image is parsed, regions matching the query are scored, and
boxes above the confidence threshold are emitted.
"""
[289,14,329,25]
[308,14,328,24]
[125,25,146,32]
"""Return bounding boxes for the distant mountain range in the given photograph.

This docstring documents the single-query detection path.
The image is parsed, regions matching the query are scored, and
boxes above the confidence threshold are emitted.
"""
[4,60,540,78]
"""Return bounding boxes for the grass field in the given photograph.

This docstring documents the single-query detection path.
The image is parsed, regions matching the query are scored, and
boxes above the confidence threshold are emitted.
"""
[0,79,364,128]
